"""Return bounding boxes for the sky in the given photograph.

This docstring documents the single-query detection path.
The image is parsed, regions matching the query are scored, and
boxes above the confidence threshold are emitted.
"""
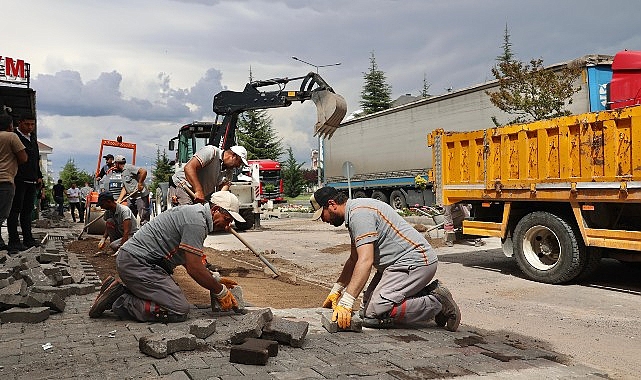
[4,0,640,179]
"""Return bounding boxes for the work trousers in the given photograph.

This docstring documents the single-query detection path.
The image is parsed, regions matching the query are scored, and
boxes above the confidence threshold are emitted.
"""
[112,249,190,322]
[69,202,83,222]
[0,183,15,243]
[361,261,441,325]
[8,181,36,244]
[129,196,150,226]
[54,196,64,216]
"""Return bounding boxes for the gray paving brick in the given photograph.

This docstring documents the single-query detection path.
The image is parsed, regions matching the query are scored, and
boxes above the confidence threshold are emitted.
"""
[154,356,209,375]
[139,331,198,359]
[228,308,273,344]
[262,317,309,347]
[320,309,362,333]
[190,318,217,339]
[0,306,50,323]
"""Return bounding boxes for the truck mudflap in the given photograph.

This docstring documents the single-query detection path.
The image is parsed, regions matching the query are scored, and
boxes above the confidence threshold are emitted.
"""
[311,89,347,139]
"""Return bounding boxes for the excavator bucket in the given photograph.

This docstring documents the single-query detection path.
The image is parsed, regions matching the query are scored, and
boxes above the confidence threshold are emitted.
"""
[311,89,347,139]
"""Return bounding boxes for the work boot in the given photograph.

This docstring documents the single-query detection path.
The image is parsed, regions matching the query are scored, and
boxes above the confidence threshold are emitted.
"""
[362,316,394,329]
[430,282,461,332]
[89,280,126,318]
[98,275,116,295]
[7,241,28,254]
[155,311,188,324]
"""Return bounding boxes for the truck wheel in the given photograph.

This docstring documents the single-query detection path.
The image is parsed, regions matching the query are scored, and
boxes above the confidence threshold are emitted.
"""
[234,209,255,231]
[353,190,368,199]
[513,211,584,284]
[389,190,407,210]
[371,191,388,204]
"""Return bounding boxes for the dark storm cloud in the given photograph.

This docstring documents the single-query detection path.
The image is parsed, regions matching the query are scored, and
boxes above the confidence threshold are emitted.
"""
[32,68,225,122]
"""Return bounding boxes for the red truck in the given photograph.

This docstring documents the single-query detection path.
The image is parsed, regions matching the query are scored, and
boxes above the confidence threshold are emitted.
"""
[247,159,284,204]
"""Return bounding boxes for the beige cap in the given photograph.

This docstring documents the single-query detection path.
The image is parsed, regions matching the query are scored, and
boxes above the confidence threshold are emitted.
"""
[210,191,245,222]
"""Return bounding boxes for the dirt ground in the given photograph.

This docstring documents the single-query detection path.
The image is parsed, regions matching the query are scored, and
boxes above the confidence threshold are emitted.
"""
[66,238,330,308]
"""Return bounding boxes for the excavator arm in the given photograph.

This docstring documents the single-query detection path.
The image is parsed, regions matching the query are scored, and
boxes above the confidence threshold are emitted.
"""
[210,72,346,149]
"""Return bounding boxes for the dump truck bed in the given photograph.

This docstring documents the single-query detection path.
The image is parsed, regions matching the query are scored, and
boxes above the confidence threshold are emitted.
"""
[429,105,641,206]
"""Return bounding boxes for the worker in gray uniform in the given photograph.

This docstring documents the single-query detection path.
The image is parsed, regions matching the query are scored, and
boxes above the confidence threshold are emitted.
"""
[111,154,150,225]
[311,186,461,331]
[96,192,138,255]
[89,191,245,322]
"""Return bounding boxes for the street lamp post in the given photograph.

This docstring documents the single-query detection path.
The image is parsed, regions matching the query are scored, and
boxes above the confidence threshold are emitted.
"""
[291,56,341,188]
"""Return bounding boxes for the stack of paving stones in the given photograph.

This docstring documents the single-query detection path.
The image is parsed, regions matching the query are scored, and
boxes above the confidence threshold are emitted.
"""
[0,234,100,324]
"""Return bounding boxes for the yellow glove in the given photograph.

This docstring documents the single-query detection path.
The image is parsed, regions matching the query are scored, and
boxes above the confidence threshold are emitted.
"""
[219,277,238,289]
[332,292,355,329]
[215,285,238,311]
[322,283,345,309]
[98,237,107,249]
[332,305,353,329]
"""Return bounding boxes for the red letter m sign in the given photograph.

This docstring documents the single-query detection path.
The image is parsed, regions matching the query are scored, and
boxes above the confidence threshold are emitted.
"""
[5,57,25,79]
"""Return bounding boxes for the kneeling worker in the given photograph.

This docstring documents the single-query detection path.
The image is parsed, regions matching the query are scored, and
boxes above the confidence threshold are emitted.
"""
[311,186,461,331]
[89,191,244,322]
[96,192,138,255]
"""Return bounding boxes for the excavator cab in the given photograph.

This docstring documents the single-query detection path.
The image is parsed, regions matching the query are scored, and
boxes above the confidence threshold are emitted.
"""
[210,72,347,149]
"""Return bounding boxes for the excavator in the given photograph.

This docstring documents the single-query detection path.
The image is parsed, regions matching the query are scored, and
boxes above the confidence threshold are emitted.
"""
[209,71,346,150]
[156,71,347,229]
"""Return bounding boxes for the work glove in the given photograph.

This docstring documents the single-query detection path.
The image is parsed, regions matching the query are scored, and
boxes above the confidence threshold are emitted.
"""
[215,285,238,311]
[322,283,345,309]
[332,292,355,329]
[98,237,107,249]
[219,277,238,289]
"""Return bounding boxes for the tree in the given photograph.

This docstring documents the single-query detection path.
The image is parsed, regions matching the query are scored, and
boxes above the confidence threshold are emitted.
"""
[59,159,92,189]
[421,73,431,98]
[360,52,392,114]
[149,147,174,193]
[301,168,317,189]
[281,147,305,198]
[486,26,582,125]
[237,109,284,160]
[236,68,285,160]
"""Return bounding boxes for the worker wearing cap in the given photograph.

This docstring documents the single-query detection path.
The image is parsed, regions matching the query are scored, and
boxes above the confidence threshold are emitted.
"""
[89,191,245,323]
[98,154,115,179]
[111,155,150,225]
[310,186,461,332]
[169,145,248,205]
[96,191,138,255]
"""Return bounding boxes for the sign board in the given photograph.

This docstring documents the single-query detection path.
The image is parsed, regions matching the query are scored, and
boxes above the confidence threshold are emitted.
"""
[342,161,355,198]
[0,55,30,86]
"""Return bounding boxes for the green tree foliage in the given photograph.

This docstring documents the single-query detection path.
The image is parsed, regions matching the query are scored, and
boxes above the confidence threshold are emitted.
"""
[360,52,392,114]
[487,26,582,125]
[281,147,305,198]
[150,147,174,193]
[301,168,317,189]
[421,73,432,98]
[59,159,92,189]
[237,109,284,160]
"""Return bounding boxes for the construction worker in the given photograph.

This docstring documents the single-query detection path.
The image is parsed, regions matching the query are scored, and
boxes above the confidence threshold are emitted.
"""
[97,154,114,179]
[96,191,138,255]
[88,191,244,322]
[111,155,150,225]
[0,114,27,251]
[311,186,461,331]
[169,145,248,205]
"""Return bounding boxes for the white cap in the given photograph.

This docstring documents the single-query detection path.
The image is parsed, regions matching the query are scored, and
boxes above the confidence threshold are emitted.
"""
[229,145,249,166]
[114,155,126,163]
[210,191,246,222]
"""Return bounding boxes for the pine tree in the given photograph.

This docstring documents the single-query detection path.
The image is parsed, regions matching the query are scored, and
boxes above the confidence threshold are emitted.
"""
[281,146,305,198]
[486,26,581,124]
[421,73,431,98]
[236,68,285,161]
[360,52,392,114]
[59,159,92,188]
[150,147,174,193]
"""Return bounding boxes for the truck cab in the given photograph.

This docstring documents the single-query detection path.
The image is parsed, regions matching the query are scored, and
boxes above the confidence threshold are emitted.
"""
[246,159,284,204]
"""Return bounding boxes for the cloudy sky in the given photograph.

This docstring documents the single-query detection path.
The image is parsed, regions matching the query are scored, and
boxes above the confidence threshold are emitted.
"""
[4,0,640,178]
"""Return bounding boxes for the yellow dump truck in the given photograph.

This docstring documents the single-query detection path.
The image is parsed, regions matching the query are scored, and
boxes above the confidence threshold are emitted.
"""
[428,105,641,283]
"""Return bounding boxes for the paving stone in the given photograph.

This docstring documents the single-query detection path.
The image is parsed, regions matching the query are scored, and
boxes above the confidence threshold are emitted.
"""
[65,283,96,296]
[245,337,279,357]
[139,331,197,359]
[0,279,24,296]
[36,253,62,264]
[320,309,362,333]
[0,306,50,323]
[270,367,325,379]
[189,318,217,339]
[228,308,273,344]
[27,291,66,312]
[0,270,12,280]
[30,285,71,298]
[229,338,272,365]
[262,317,309,347]
[0,277,15,289]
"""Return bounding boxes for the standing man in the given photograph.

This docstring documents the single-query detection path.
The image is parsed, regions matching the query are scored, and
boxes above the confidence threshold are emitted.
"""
[52,179,65,216]
[79,181,93,220]
[98,154,114,180]
[169,145,248,205]
[311,186,461,331]
[66,183,83,223]
[0,114,27,250]
[96,192,138,255]
[7,114,43,253]
[111,155,150,225]
[89,191,245,322]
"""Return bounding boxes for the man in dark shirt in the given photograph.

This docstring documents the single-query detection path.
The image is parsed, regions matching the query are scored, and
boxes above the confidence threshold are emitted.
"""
[7,114,43,253]
[52,179,65,216]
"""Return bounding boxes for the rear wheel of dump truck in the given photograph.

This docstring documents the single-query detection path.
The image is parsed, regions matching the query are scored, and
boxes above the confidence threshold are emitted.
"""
[353,190,368,198]
[389,190,407,210]
[513,211,584,284]
[371,191,388,204]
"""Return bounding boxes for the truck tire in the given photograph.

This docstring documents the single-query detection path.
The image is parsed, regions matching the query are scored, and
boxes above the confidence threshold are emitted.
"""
[371,191,388,204]
[513,211,584,284]
[353,190,368,199]
[234,209,255,231]
[389,190,407,210]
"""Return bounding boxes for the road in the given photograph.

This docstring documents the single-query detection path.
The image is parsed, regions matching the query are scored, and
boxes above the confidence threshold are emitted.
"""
[208,216,641,380]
